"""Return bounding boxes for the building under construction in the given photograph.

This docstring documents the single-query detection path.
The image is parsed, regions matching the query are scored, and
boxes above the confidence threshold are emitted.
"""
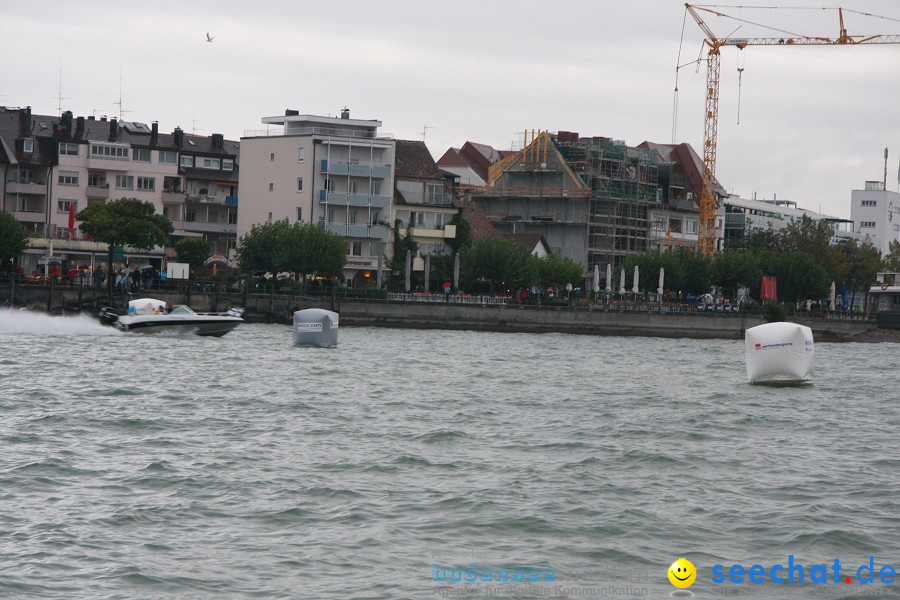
[467,131,673,276]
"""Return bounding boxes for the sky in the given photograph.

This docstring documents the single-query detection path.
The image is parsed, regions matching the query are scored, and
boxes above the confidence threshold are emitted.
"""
[4,0,900,220]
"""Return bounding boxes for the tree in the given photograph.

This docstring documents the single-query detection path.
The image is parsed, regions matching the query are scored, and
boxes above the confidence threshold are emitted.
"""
[446,215,474,255]
[534,255,583,288]
[762,251,830,303]
[0,211,29,271]
[175,237,210,268]
[236,220,289,275]
[883,240,900,272]
[712,250,762,299]
[461,237,535,293]
[388,221,419,290]
[237,220,345,278]
[836,238,881,309]
[77,198,173,303]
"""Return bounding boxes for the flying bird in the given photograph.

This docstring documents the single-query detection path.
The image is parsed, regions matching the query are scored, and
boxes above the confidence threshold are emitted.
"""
[206,32,215,42]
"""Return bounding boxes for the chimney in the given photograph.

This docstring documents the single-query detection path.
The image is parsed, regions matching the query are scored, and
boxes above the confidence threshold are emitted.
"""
[173,127,184,148]
[99,116,106,122]
[75,116,85,138]
[88,115,95,121]
[285,109,299,116]
[18,106,32,137]
[108,118,118,142]
[340,107,350,120]
[150,121,158,146]
[61,111,73,138]
[211,133,224,150]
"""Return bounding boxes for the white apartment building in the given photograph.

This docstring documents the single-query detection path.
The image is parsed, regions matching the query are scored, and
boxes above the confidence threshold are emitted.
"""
[239,109,394,287]
[850,181,900,255]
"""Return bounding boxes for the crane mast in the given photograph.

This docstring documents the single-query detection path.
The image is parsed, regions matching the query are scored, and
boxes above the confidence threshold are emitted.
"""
[683,3,900,256]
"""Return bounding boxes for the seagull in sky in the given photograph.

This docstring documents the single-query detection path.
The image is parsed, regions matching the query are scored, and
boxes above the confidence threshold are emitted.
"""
[206,32,215,42]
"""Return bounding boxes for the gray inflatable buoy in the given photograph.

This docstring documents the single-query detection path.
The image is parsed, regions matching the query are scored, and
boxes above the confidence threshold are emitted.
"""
[292,308,339,348]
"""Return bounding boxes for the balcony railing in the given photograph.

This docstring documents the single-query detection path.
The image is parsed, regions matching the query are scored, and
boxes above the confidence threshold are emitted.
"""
[320,160,392,179]
[245,127,393,140]
[317,222,391,240]
[6,181,48,195]
[87,184,110,200]
[319,191,391,209]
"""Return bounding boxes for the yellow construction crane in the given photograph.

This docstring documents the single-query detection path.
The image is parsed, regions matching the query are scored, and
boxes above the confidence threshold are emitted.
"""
[683,3,900,256]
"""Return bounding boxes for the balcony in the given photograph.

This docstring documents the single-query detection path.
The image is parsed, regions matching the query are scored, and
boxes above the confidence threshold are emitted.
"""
[317,222,390,239]
[320,160,391,179]
[224,196,238,206]
[410,224,457,239]
[319,221,347,236]
[181,221,237,234]
[349,164,370,177]
[6,181,47,195]
[87,184,110,200]
[186,194,227,205]
[11,209,45,224]
[371,165,391,179]
[162,190,185,204]
[319,191,391,209]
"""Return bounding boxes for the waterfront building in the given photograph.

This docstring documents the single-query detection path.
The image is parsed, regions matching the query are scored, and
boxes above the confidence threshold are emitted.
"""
[719,194,859,249]
[238,109,394,287]
[0,106,239,273]
[850,181,900,254]
[436,141,515,189]
[393,140,458,258]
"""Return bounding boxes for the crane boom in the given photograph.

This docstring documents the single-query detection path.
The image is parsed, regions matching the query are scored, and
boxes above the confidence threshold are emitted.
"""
[684,3,900,256]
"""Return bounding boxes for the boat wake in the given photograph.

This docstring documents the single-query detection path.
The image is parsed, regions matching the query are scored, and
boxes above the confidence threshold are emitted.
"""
[0,310,122,336]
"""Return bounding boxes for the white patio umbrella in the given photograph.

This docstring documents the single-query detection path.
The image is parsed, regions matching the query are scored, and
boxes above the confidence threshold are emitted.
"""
[453,253,460,289]
[605,263,612,293]
[658,267,665,295]
[592,265,600,294]
[404,250,411,292]
[619,268,626,294]
[632,265,639,294]
[830,281,836,309]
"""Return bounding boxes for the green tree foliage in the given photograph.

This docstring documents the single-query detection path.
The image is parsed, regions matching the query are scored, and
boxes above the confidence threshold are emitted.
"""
[712,250,762,299]
[237,220,346,277]
[446,215,474,255]
[175,237,210,268]
[77,198,173,302]
[882,240,900,272]
[761,251,830,303]
[461,237,535,293]
[534,254,583,288]
[835,238,882,307]
[388,221,419,290]
[0,211,29,269]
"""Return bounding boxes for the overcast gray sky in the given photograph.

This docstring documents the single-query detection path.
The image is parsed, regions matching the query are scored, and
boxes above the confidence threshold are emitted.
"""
[4,0,900,220]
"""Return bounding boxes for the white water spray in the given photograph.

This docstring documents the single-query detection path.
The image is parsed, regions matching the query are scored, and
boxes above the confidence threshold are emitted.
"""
[0,310,122,336]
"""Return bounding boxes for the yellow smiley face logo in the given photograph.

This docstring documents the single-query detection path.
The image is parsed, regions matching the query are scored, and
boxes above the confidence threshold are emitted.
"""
[668,558,696,588]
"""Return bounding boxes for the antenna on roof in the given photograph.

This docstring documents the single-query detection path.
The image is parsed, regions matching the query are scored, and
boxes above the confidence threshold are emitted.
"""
[422,124,435,143]
[113,65,131,120]
[54,59,69,116]
[191,117,203,135]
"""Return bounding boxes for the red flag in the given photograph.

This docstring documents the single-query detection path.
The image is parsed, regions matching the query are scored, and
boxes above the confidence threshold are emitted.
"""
[67,204,76,237]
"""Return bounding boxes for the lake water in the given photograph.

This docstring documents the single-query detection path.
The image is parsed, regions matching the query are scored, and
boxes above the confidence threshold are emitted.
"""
[1,312,898,599]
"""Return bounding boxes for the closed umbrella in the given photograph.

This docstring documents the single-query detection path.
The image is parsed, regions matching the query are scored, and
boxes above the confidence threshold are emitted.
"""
[632,265,639,294]
[592,265,600,294]
[830,281,836,310]
[605,263,612,293]
[376,253,383,289]
[658,267,665,296]
[67,204,76,237]
[424,254,431,292]
[619,268,626,294]
[405,250,411,292]
[453,253,460,289]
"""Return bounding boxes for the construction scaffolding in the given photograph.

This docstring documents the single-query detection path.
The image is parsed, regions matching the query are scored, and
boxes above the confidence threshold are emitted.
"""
[581,139,660,269]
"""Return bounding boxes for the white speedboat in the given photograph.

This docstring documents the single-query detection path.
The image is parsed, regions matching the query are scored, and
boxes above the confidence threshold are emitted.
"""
[99,298,243,337]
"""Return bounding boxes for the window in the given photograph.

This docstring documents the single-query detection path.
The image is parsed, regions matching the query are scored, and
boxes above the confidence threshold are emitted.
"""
[348,241,362,256]
[685,219,698,234]
[23,139,34,153]
[60,143,79,156]
[297,177,303,192]
[90,143,129,159]
[222,158,234,171]
[862,200,877,207]
[348,180,358,194]
[298,147,305,162]
[370,180,381,195]
[349,209,358,224]
[409,212,425,226]
[426,183,443,204]
[58,171,80,186]
[199,157,220,169]
[58,199,76,213]
[209,210,219,223]
[296,207,303,221]
[328,208,335,222]
[268,182,274,191]
[228,212,237,225]
[324,178,335,192]
[267,212,273,222]
[180,155,194,167]
[159,150,177,164]
[668,218,682,233]
[132,148,151,162]
[115,175,134,189]
[88,172,106,187]
[137,176,155,191]
[860,221,876,228]
[270,152,275,162]
[186,210,196,222]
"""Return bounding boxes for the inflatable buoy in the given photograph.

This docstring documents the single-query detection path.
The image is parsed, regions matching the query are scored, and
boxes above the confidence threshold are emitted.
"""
[745,322,814,384]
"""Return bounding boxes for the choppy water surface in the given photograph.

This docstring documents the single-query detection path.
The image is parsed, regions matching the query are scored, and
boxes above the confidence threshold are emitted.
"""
[1,312,898,599]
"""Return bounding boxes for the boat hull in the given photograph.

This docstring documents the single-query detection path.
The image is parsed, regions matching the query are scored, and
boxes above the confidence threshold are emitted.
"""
[114,315,242,337]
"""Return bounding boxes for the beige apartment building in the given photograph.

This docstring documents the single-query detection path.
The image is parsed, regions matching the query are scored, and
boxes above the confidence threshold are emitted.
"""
[238,109,394,287]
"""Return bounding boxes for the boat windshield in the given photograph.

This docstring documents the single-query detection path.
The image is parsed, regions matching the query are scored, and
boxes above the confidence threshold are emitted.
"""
[170,305,197,315]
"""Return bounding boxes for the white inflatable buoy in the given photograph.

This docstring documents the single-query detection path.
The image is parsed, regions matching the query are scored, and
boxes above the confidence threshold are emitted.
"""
[745,322,814,384]
[292,308,339,348]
